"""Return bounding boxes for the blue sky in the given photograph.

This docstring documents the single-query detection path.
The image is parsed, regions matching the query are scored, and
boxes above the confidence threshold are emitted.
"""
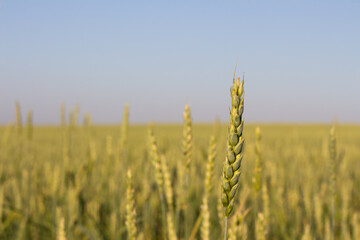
[1,1,359,124]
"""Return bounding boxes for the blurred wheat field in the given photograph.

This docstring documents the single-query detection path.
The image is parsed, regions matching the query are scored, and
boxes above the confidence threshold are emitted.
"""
[0,121,360,239]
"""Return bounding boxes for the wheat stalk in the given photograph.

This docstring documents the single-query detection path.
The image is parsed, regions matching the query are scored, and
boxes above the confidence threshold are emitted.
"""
[183,104,193,178]
[256,213,266,240]
[26,110,33,141]
[325,218,331,240]
[329,125,336,240]
[160,155,178,240]
[148,128,167,239]
[262,183,270,238]
[221,74,245,240]
[167,212,178,240]
[181,104,193,239]
[161,155,174,213]
[56,208,67,240]
[201,135,216,240]
[15,102,22,137]
[204,135,216,197]
[217,196,225,234]
[301,223,312,240]
[120,103,129,152]
[125,170,137,240]
[253,126,263,236]
[352,213,360,240]
[201,197,210,240]
[148,129,164,195]
[252,126,262,195]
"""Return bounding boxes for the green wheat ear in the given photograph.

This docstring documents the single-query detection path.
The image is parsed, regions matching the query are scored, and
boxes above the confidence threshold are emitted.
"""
[221,76,245,217]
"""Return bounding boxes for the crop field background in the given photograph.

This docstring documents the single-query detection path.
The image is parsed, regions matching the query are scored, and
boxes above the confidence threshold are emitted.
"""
[0,107,359,239]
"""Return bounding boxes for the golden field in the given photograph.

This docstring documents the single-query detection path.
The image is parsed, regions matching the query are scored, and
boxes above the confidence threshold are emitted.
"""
[0,118,359,239]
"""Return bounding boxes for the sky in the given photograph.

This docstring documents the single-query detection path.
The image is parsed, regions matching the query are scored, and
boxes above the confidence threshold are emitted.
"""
[1,1,359,124]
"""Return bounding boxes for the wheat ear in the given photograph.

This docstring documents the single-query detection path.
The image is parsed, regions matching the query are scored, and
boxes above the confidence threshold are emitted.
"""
[161,155,177,240]
[161,155,174,213]
[56,208,67,240]
[148,129,164,194]
[182,104,193,239]
[183,104,193,178]
[125,170,137,240]
[221,74,245,240]
[148,128,167,239]
[201,135,216,240]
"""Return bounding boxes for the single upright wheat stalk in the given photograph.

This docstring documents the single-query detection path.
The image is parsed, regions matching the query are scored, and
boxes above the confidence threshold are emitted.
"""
[120,103,129,150]
[15,102,22,136]
[183,104,193,178]
[262,183,270,238]
[253,126,262,195]
[329,125,336,240]
[204,135,216,197]
[182,104,193,239]
[125,170,137,240]
[221,74,245,240]
[167,211,178,240]
[26,110,33,141]
[148,128,167,239]
[201,135,216,240]
[201,197,210,240]
[252,126,262,236]
[341,185,351,240]
[352,213,360,240]
[56,208,67,240]
[217,197,225,234]
[148,129,164,195]
[325,218,331,240]
[161,155,174,212]
[256,213,266,240]
[160,155,177,240]
[85,139,97,176]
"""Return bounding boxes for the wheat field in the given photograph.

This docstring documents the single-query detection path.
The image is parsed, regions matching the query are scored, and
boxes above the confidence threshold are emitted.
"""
[0,103,359,240]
